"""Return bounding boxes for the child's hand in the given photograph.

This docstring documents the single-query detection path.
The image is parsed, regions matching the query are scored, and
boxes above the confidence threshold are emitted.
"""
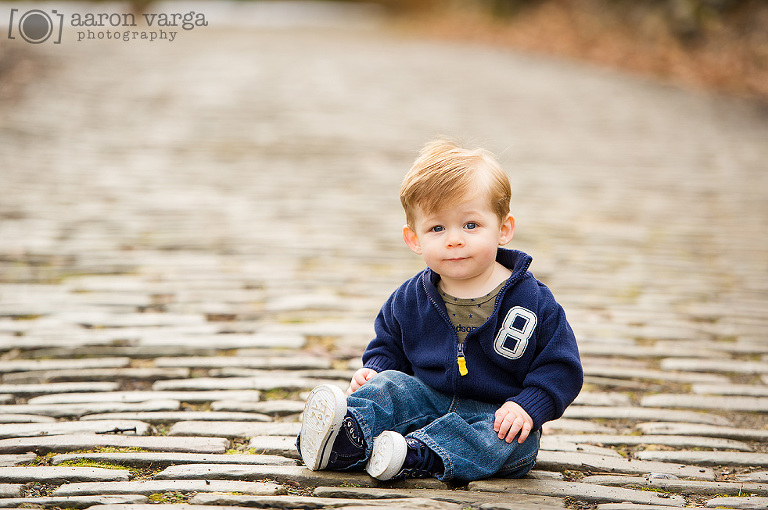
[347,368,377,395]
[494,401,534,444]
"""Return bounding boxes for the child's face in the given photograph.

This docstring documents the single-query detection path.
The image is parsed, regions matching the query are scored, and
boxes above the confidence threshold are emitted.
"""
[402,191,514,289]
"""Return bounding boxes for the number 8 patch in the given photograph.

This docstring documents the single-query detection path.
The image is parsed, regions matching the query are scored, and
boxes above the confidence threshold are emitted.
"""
[493,306,537,360]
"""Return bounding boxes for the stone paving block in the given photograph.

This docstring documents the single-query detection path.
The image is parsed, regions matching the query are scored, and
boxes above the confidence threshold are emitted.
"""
[312,486,566,509]
[582,376,652,392]
[28,390,262,404]
[737,471,768,483]
[573,392,631,406]
[655,341,768,356]
[51,452,297,467]
[469,479,686,506]
[0,358,131,373]
[534,450,714,479]
[0,484,22,497]
[28,344,224,360]
[704,496,768,509]
[549,434,753,451]
[476,502,568,510]
[0,419,152,439]
[0,495,149,508]
[0,381,120,395]
[155,355,331,370]
[139,333,305,349]
[0,466,130,483]
[0,434,230,454]
[640,394,768,412]
[596,505,689,510]
[0,414,56,423]
[543,419,617,434]
[55,275,152,292]
[3,367,191,384]
[578,343,722,359]
[81,411,273,423]
[53,479,284,497]
[637,422,768,441]
[169,421,301,438]
[0,335,132,351]
[155,464,377,487]
[540,437,621,457]
[154,464,441,489]
[528,470,565,481]
[212,368,355,381]
[50,311,207,328]
[86,506,228,510]
[562,406,729,425]
[635,451,768,467]
[582,475,768,496]
[581,358,648,369]
[0,399,181,418]
[248,435,300,458]
[692,384,768,397]
[581,365,730,384]
[191,494,464,510]
[152,376,345,392]
[258,322,375,340]
[0,454,36,466]
[65,292,154,307]
[263,293,350,312]
[661,358,768,374]
[211,399,306,416]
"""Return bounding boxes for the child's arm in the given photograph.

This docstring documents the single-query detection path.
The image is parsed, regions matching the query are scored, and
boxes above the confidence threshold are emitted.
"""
[359,290,412,374]
[350,279,417,395]
[504,293,583,433]
[347,367,378,395]
[494,401,534,444]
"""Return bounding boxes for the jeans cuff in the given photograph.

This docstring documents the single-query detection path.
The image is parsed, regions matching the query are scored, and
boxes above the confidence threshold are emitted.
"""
[409,430,452,482]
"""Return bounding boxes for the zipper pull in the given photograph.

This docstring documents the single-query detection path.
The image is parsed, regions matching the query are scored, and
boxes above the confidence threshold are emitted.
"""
[457,342,468,376]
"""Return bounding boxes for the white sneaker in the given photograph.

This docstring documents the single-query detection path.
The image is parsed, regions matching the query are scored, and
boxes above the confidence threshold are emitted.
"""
[299,384,347,470]
[365,430,408,480]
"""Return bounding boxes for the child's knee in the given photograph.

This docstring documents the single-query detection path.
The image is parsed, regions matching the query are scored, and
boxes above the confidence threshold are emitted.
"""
[366,369,414,389]
[497,429,541,478]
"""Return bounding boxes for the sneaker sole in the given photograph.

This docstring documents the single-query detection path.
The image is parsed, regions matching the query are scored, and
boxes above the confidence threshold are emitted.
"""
[366,430,407,480]
[299,384,347,470]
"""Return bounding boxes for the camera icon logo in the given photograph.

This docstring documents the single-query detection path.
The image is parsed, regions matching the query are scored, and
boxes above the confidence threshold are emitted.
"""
[7,8,64,44]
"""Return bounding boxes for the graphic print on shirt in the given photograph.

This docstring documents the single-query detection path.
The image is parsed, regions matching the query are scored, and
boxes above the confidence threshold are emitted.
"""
[493,306,536,360]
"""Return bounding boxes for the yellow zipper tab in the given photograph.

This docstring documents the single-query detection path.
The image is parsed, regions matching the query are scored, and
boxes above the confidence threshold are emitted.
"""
[457,356,468,376]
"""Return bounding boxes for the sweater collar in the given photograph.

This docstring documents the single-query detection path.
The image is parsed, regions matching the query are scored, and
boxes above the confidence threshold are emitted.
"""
[424,247,533,295]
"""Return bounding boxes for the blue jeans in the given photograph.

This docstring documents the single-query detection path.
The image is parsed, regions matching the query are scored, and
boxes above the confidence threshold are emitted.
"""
[345,370,540,482]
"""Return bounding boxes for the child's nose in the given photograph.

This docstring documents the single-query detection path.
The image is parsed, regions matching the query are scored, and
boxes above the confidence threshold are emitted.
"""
[446,229,465,247]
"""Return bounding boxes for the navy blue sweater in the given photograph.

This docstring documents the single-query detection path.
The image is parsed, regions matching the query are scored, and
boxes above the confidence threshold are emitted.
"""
[362,248,583,431]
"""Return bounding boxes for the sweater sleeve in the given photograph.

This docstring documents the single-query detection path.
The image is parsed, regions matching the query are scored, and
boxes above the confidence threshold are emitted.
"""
[508,291,583,431]
[361,290,412,374]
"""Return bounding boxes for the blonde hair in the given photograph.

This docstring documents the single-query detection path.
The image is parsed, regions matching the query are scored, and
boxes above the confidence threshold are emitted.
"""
[400,139,511,228]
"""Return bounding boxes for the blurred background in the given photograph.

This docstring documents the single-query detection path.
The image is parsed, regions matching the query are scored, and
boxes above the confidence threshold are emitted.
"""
[0,0,766,354]
[3,0,768,101]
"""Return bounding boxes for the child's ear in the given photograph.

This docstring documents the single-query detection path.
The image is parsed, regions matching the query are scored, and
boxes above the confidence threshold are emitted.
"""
[499,214,515,246]
[402,225,423,255]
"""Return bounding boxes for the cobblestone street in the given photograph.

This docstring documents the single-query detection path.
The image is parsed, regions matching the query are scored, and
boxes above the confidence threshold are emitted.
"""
[0,3,767,509]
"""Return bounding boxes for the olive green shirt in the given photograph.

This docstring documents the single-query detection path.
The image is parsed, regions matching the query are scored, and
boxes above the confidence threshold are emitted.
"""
[440,281,506,343]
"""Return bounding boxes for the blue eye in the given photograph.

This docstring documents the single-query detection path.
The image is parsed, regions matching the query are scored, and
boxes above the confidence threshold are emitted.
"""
[431,226,445,233]
[465,222,477,230]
